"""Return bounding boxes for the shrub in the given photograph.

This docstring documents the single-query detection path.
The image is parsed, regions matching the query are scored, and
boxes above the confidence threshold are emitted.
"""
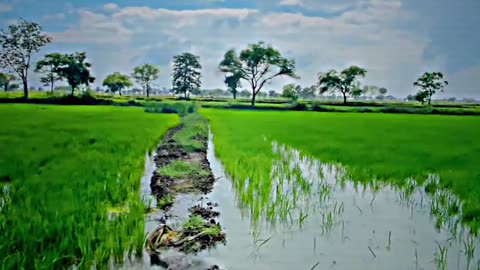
[144,101,198,116]
[288,101,308,111]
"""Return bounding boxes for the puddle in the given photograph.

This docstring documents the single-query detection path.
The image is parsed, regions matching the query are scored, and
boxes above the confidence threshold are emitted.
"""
[200,133,480,270]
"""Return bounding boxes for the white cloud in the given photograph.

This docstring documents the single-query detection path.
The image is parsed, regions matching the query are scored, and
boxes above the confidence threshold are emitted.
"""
[45,2,461,98]
[0,3,13,13]
[103,3,119,13]
[279,0,303,7]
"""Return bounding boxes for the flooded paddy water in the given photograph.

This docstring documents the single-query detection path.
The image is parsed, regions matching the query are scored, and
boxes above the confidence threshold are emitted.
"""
[127,131,480,270]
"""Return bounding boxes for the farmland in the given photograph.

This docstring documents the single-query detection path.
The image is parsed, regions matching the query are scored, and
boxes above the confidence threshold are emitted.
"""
[202,109,480,229]
[0,104,179,269]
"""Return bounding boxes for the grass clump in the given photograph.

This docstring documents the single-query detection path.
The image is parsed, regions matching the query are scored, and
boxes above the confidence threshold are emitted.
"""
[0,104,179,269]
[158,160,208,179]
[173,113,208,153]
[145,101,198,116]
[157,194,175,210]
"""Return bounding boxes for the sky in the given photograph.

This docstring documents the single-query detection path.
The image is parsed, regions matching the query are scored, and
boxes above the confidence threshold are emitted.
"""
[0,0,479,98]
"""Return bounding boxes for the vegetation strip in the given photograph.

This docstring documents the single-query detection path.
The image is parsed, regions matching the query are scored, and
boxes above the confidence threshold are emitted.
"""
[147,113,225,268]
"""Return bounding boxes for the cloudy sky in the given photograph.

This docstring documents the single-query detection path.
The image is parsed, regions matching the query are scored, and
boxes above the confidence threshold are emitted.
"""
[0,0,479,98]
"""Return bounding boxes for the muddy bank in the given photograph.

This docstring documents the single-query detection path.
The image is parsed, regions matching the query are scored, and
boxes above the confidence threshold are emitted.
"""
[147,114,224,269]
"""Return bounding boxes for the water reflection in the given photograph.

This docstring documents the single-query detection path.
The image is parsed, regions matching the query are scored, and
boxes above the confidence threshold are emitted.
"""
[206,136,480,270]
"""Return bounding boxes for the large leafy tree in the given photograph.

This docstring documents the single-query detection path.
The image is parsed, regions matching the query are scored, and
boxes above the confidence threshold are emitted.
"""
[35,53,64,93]
[132,64,159,98]
[102,72,132,96]
[413,72,448,105]
[318,66,367,104]
[219,42,298,106]
[0,20,52,99]
[0,73,16,91]
[53,52,95,95]
[172,53,202,98]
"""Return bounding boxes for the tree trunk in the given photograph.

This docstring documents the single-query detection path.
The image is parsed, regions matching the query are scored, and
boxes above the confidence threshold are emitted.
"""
[427,95,432,105]
[184,91,187,98]
[146,85,150,98]
[233,91,236,99]
[23,80,28,99]
[71,85,75,96]
[3,83,7,92]
[251,92,256,106]
[50,82,54,94]
[119,89,122,96]
[343,93,347,104]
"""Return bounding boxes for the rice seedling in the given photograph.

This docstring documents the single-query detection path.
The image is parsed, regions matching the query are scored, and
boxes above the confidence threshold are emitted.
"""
[0,104,179,269]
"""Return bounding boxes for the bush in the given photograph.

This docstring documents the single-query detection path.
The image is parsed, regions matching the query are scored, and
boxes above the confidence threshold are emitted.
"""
[144,101,198,116]
[288,101,308,111]
[311,102,328,112]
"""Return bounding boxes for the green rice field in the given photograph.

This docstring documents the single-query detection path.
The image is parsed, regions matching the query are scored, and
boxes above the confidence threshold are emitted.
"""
[0,104,179,269]
[202,109,480,229]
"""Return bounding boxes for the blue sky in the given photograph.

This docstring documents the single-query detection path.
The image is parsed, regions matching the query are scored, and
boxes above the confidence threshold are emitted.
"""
[0,0,479,98]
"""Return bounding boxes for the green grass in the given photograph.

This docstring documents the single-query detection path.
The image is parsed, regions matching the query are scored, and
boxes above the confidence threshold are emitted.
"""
[158,160,208,179]
[0,104,179,269]
[173,113,208,153]
[202,109,480,229]
[157,194,175,210]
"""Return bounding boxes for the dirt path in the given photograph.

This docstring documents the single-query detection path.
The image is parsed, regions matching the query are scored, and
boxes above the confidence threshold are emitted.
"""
[147,114,224,269]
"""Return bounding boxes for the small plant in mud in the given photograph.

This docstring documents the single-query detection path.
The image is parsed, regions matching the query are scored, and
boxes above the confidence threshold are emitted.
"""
[158,160,209,179]
[179,215,226,253]
[157,194,174,210]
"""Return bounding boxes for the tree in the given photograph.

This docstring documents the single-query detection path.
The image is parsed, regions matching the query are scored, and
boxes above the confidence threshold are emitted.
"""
[268,90,278,98]
[378,87,388,96]
[53,52,95,95]
[35,53,64,93]
[219,42,298,106]
[318,66,367,104]
[363,85,379,99]
[414,91,429,105]
[298,85,317,99]
[132,64,160,98]
[351,87,363,99]
[172,53,202,98]
[0,20,52,99]
[239,89,251,98]
[0,73,15,91]
[103,72,132,96]
[224,75,241,99]
[281,83,299,101]
[413,72,448,105]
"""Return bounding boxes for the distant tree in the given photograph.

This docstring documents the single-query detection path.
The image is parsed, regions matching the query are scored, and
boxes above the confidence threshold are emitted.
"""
[413,72,448,105]
[219,42,298,106]
[351,87,363,99]
[8,83,19,90]
[132,64,160,98]
[281,83,299,101]
[379,87,388,96]
[35,53,64,93]
[239,89,251,98]
[103,72,132,96]
[268,90,278,98]
[298,85,316,99]
[414,91,429,105]
[53,52,95,95]
[172,53,202,98]
[224,75,241,99]
[0,73,16,91]
[0,19,52,99]
[318,66,367,104]
[363,85,379,99]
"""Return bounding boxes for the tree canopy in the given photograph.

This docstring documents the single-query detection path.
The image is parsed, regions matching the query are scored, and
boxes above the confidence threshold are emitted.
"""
[172,53,202,98]
[318,66,367,104]
[281,83,300,101]
[0,19,52,99]
[413,72,448,105]
[219,42,297,106]
[53,52,95,95]
[102,72,132,96]
[132,64,159,98]
[35,53,64,93]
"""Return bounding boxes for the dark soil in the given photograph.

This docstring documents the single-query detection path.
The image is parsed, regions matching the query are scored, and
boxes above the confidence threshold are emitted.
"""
[189,203,220,220]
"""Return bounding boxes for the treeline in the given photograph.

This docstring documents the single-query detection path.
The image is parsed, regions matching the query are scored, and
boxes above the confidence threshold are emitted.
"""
[1,20,449,106]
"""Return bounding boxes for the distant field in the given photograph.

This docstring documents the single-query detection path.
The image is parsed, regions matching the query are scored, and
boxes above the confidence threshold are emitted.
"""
[202,109,480,229]
[0,105,179,269]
